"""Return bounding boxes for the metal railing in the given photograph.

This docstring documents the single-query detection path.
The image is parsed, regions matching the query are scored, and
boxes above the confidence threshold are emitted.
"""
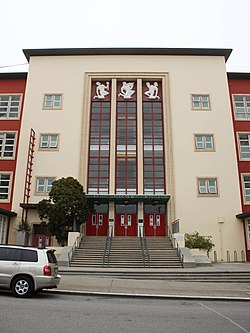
[68,235,82,265]
[168,228,184,267]
[103,225,113,267]
[139,226,150,267]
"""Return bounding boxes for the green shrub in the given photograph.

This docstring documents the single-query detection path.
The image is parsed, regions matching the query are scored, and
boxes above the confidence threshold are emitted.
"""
[185,231,214,253]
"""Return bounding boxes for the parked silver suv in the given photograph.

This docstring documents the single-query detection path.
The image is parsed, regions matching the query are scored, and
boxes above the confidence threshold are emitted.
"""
[0,245,61,297]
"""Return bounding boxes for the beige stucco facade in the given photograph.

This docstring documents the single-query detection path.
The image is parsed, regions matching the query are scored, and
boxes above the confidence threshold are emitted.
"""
[10,51,244,261]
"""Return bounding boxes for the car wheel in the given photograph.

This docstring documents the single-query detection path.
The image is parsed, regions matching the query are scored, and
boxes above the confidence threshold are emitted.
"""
[11,276,34,298]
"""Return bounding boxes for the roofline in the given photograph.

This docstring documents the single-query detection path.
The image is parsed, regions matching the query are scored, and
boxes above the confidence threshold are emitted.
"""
[0,72,27,80]
[227,72,250,80]
[23,47,232,62]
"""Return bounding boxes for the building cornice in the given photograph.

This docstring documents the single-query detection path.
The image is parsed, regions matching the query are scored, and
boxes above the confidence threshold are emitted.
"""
[0,72,27,79]
[227,72,250,80]
[23,47,232,62]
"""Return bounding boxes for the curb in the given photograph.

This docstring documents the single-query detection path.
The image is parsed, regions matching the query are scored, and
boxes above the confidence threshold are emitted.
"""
[44,289,250,302]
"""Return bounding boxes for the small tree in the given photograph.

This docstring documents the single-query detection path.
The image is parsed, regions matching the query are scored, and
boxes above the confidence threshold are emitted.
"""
[37,177,89,246]
[185,231,215,254]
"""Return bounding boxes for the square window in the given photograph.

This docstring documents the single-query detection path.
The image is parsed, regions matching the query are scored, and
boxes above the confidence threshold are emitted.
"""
[36,177,55,194]
[198,178,218,195]
[43,94,62,109]
[192,95,210,109]
[0,95,21,118]
[40,134,59,149]
[195,134,214,151]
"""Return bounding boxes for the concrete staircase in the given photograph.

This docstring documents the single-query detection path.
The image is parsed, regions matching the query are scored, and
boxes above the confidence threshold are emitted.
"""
[70,236,182,268]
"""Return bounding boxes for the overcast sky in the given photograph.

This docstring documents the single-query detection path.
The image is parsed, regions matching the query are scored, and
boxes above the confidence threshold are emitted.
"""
[1,0,249,73]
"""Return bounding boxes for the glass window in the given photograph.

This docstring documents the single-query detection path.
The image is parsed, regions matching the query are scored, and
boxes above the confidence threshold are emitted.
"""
[233,95,250,119]
[195,134,214,151]
[0,133,16,158]
[0,174,11,200]
[198,178,218,195]
[21,250,38,262]
[43,94,62,109]
[192,95,210,109]
[0,95,21,118]
[0,215,7,244]
[36,177,55,193]
[243,175,250,202]
[238,133,250,159]
[40,134,59,149]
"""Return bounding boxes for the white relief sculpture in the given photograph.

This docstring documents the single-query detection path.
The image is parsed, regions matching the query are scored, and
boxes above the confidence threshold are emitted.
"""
[144,82,160,99]
[118,82,135,99]
[94,81,110,99]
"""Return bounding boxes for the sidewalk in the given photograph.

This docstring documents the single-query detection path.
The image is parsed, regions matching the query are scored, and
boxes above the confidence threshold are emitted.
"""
[53,263,250,301]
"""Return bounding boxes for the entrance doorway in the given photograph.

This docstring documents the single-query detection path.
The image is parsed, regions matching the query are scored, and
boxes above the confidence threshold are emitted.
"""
[144,204,166,236]
[115,204,137,236]
[86,204,109,236]
[33,224,51,248]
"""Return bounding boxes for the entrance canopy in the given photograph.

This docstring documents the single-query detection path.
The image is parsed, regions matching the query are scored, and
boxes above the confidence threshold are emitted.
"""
[236,211,250,219]
[86,194,170,205]
[0,208,17,217]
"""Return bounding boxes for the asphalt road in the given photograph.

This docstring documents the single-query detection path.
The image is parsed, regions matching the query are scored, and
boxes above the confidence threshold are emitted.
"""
[0,291,250,333]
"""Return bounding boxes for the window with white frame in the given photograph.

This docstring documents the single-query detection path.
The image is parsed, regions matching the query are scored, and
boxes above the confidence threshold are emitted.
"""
[195,134,214,151]
[192,95,210,109]
[233,95,250,120]
[198,178,218,195]
[40,134,59,149]
[36,177,55,194]
[246,219,250,249]
[242,175,250,203]
[0,215,7,244]
[238,133,250,159]
[43,94,62,109]
[0,174,11,200]
[0,95,21,118]
[0,132,16,158]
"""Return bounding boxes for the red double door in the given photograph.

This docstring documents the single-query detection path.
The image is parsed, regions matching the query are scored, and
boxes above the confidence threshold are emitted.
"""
[86,213,109,236]
[115,213,137,236]
[144,213,166,237]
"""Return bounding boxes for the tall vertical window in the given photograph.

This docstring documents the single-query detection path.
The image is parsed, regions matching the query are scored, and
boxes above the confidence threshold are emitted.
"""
[0,174,11,200]
[116,81,137,194]
[233,95,250,119]
[87,81,111,194]
[0,133,16,158]
[238,133,250,159]
[0,215,7,244]
[142,81,165,194]
[0,95,21,118]
[246,219,250,249]
[243,175,250,203]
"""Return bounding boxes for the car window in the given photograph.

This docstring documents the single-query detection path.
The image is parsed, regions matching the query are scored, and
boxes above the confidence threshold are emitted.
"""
[20,249,38,262]
[47,250,57,264]
[0,247,21,261]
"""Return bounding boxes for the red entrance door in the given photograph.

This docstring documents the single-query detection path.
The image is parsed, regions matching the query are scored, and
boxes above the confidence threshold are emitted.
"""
[144,214,166,236]
[115,213,137,236]
[34,234,51,248]
[86,213,108,236]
